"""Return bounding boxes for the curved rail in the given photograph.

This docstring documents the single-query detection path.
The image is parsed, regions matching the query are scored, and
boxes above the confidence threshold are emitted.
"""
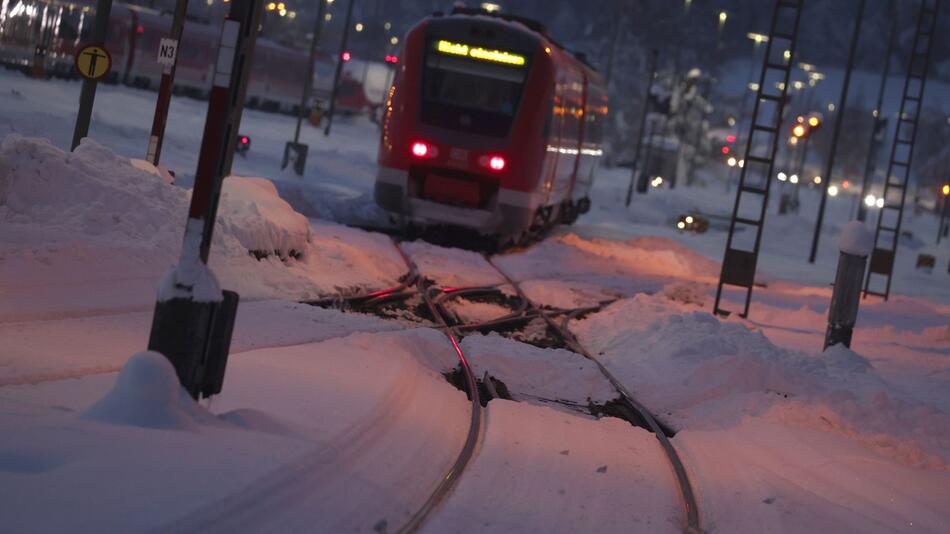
[487,258,702,534]
[391,243,484,534]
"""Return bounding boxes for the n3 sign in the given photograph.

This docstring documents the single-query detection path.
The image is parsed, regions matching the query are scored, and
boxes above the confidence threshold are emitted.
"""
[157,38,179,67]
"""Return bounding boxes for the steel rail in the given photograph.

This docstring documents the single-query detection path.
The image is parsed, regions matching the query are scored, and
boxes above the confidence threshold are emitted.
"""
[391,242,484,534]
[487,258,702,534]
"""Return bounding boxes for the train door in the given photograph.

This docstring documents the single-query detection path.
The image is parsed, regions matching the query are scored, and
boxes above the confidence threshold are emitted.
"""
[539,73,566,207]
[551,67,583,204]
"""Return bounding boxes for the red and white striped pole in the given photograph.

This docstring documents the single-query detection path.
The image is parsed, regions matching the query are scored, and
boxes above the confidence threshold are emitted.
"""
[147,0,262,400]
[146,0,189,166]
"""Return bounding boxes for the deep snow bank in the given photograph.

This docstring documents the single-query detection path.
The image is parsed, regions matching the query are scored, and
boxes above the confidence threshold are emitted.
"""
[0,135,404,316]
[574,293,950,470]
[0,135,310,256]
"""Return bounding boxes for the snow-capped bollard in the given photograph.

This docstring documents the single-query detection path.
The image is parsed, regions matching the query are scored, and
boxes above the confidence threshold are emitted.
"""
[147,0,262,399]
[824,221,874,350]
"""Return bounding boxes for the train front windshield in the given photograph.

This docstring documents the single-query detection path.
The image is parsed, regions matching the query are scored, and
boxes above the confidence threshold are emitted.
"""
[421,38,529,137]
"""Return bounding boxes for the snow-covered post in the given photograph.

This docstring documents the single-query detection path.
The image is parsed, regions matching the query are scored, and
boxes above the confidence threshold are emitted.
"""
[147,0,262,400]
[824,222,873,350]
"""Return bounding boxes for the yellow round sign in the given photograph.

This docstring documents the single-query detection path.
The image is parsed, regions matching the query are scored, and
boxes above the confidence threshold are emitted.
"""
[74,45,112,81]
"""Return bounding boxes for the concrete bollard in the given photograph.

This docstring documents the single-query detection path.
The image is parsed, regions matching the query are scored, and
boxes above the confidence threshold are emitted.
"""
[824,221,874,350]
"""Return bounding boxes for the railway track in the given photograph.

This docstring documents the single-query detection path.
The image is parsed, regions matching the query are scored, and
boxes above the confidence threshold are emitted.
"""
[310,238,703,533]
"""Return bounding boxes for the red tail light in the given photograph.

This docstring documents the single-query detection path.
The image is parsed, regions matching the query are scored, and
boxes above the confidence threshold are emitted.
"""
[342,51,351,62]
[411,142,429,157]
[489,156,506,171]
[411,141,439,158]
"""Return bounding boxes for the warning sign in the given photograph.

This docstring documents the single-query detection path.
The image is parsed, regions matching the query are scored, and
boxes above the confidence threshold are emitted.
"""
[74,45,112,81]
[157,38,178,67]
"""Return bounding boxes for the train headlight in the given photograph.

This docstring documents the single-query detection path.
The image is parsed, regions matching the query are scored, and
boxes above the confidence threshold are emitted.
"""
[489,156,506,171]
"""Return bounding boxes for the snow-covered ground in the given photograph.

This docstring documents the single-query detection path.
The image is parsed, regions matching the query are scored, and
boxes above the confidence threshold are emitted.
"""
[1,70,948,532]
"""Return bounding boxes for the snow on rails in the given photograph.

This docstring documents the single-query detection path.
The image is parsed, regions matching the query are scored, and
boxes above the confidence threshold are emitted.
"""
[305,237,703,533]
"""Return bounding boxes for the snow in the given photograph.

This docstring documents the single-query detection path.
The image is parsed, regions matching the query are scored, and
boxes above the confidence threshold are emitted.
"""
[839,220,875,256]
[573,293,950,469]
[460,333,618,406]
[1,68,948,532]
[82,351,207,430]
[403,240,505,288]
[423,400,682,533]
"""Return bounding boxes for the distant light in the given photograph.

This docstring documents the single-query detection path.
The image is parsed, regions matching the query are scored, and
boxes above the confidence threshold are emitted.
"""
[828,103,836,112]
[747,32,769,43]
[790,174,799,184]
[288,10,296,19]
[719,11,728,24]
[738,159,745,168]
[544,46,551,54]
[481,2,502,12]
[727,116,736,126]
[685,216,694,224]
[876,197,884,208]
[808,116,820,127]
[651,176,664,188]
[726,134,737,143]
[842,180,850,189]
[783,49,791,60]
[266,1,276,9]
[278,8,286,16]
[788,136,799,146]
[341,51,351,61]
[777,172,787,181]
[793,80,804,90]
[384,21,391,30]
[355,22,364,32]
[828,185,839,197]
[942,184,950,196]
[792,125,806,137]
[872,109,879,118]
[325,13,332,21]
[748,82,760,91]
[813,176,822,184]
[390,36,399,45]
[727,156,737,167]
[722,146,730,154]
[864,194,876,207]
[677,221,687,229]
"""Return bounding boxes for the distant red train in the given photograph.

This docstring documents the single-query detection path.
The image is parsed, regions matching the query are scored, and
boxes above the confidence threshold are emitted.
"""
[0,0,370,113]
[375,8,607,244]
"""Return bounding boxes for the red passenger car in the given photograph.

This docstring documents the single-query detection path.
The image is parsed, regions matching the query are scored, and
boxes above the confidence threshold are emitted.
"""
[376,7,608,243]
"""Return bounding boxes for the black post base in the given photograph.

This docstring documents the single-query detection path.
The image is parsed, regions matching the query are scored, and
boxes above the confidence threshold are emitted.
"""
[282,142,309,176]
[147,290,240,399]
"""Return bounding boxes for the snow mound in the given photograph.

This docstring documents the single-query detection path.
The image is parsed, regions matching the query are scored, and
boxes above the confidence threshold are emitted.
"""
[574,293,950,468]
[0,135,187,241]
[219,177,311,259]
[0,135,308,259]
[129,158,175,185]
[839,221,874,256]
[82,351,209,430]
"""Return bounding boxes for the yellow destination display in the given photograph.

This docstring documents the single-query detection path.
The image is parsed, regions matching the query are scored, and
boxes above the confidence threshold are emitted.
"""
[74,45,112,81]
[436,39,526,66]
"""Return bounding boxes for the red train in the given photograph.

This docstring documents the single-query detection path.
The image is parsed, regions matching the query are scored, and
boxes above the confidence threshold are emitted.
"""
[0,0,370,113]
[375,8,607,244]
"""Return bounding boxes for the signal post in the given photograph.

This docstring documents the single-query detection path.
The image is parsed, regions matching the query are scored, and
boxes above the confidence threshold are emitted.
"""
[71,0,114,150]
[146,0,190,165]
[147,0,263,399]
